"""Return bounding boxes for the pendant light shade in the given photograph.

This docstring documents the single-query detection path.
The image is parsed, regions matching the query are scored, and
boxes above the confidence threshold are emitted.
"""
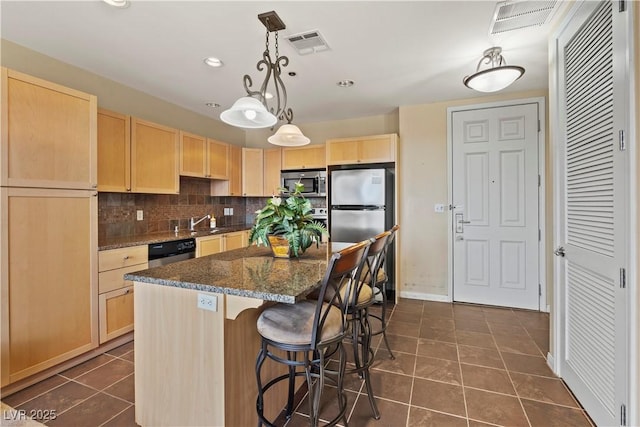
[220,97,277,129]
[463,47,525,93]
[267,124,310,146]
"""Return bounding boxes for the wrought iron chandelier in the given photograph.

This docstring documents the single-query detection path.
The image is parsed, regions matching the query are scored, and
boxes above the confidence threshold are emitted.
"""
[463,47,525,93]
[220,11,309,146]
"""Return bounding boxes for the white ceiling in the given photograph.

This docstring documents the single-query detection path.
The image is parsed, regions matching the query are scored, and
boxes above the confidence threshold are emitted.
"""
[1,1,563,125]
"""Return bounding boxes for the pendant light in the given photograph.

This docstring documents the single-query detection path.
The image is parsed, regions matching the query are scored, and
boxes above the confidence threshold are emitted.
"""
[463,47,525,93]
[220,11,310,146]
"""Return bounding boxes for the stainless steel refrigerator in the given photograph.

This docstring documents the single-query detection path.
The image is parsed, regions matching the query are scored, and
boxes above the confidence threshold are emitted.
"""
[329,167,395,294]
[329,167,394,244]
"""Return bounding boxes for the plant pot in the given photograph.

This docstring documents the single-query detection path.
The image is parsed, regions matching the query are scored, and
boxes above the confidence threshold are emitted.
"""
[267,235,291,258]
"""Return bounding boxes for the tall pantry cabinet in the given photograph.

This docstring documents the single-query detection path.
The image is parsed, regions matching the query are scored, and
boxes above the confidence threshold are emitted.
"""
[0,68,98,386]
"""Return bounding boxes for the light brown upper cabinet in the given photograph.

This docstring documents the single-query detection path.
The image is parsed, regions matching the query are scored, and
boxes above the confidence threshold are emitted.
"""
[98,109,131,192]
[207,139,230,180]
[263,147,282,196]
[179,132,230,180]
[131,118,179,194]
[326,134,397,165]
[1,68,97,189]
[211,144,242,196]
[281,145,326,170]
[242,148,264,197]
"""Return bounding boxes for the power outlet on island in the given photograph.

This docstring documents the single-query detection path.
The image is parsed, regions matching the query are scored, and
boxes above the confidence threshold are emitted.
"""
[197,293,218,312]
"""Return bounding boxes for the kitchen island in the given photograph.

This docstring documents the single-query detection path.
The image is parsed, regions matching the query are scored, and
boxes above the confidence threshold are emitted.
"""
[125,244,330,427]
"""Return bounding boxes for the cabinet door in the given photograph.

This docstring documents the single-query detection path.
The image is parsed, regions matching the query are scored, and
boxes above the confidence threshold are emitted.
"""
[99,287,134,344]
[1,68,97,189]
[1,187,98,385]
[281,145,326,170]
[263,148,282,196]
[207,139,229,180]
[197,235,224,257]
[98,263,148,294]
[357,135,397,163]
[228,145,242,196]
[242,148,264,197]
[131,118,179,194]
[180,131,206,178]
[98,109,131,192]
[326,139,359,165]
[224,231,246,251]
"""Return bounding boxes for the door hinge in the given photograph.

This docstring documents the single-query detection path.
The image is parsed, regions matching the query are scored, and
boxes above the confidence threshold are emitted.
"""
[620,268,626,289]
[538,229,541,241]
[619,0,626,12]
[537,119,541,132]
[538,174,541,187]
[619,130,626,151]
[621,403,626,426]
[538,283,542,296]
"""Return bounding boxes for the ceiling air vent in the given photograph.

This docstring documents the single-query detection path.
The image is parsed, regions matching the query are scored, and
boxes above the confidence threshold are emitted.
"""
[285,30,330,55]
[490,0,559,34]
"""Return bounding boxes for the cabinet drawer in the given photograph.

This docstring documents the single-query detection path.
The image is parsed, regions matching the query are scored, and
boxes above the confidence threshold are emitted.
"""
[99,286,134,344]
[99,263,148,294]
[99,245,147,271]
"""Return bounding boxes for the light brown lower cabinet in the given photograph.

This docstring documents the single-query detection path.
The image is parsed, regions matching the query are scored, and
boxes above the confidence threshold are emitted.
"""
[99,287,134,344]
[196,230,249,258]
[97,245,148,344]
[1,187,98,387]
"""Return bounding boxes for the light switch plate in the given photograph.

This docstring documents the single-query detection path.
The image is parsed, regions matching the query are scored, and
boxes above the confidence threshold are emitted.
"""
[136,210,144,221]
[434,204,445,213]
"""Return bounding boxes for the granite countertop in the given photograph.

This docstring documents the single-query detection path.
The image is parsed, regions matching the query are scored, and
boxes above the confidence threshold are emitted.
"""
[124,244,332,303]
[98,224,252,251]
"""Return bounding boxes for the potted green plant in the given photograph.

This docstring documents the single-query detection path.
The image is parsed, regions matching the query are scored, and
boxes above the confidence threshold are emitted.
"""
[249,182,328,258]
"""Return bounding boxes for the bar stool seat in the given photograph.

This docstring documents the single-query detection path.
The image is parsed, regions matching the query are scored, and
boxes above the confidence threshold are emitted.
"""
[257,301,342,345]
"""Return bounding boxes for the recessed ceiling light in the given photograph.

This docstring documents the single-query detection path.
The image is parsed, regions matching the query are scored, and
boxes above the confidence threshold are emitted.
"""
[337,80,354,88]
[205,102,220,108]
[103,0,130,8]
[203,57,224,68]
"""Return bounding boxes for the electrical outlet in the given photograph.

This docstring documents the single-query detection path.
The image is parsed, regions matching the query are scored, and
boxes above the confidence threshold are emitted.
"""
[224,207,233,216]
[229,207,233,215]
[197,293,217,312]
[434,204,445,213]
[136,210,144,221]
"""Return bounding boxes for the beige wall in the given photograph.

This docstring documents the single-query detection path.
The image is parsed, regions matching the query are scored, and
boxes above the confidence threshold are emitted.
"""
[0,40,245,145]
[244,111,399,148]
[398,89,550,301]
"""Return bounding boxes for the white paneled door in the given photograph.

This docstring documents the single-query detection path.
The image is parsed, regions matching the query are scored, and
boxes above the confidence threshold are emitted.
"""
[555,1,629,425]
[452,103,540,310]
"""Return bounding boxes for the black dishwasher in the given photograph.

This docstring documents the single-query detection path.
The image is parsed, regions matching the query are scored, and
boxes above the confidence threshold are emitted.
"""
[148,238,196,268]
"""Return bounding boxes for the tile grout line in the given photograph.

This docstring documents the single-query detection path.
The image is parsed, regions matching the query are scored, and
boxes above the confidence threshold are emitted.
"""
[97,403,133,427]
[3,376,70,409]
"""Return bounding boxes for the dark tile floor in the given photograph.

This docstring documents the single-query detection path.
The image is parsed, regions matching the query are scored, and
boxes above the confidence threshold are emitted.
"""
[1,300,594,427]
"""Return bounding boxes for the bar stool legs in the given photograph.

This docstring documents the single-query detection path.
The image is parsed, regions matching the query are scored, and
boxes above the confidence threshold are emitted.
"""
[349,307,380,419]
[371,281,395,360]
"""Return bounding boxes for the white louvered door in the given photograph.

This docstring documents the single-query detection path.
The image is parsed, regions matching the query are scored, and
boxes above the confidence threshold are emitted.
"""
[556,1,628,425]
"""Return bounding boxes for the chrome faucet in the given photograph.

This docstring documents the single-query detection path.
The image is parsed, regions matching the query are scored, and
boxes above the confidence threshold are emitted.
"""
[189,214,210,232]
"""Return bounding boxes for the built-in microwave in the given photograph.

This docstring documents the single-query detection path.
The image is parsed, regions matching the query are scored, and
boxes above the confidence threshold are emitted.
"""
[281,170,326,197]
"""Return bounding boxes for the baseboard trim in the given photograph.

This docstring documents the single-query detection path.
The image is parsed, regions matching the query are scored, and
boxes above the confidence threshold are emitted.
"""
[399,291,451,302]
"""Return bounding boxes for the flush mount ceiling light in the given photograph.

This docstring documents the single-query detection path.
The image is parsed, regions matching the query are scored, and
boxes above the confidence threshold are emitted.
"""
[203,57,223,68]
[463,47,525,92]
[103,0,130,8]
[220,11,309,145]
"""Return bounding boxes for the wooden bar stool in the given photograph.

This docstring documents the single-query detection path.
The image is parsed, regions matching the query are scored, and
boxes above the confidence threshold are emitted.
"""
[255,240,371,427]
[367,224,399,359]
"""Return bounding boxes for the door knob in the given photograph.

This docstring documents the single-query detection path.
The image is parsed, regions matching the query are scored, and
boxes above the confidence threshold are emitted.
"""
[554,246,566,257]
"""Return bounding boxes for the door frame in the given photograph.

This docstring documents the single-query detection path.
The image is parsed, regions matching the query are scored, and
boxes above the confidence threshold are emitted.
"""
[549,1,637,423]
[446,97,547,311]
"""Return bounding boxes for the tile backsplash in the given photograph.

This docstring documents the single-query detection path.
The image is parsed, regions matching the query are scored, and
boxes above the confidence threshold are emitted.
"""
[98,177,246,241]
[98,177,328,241]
